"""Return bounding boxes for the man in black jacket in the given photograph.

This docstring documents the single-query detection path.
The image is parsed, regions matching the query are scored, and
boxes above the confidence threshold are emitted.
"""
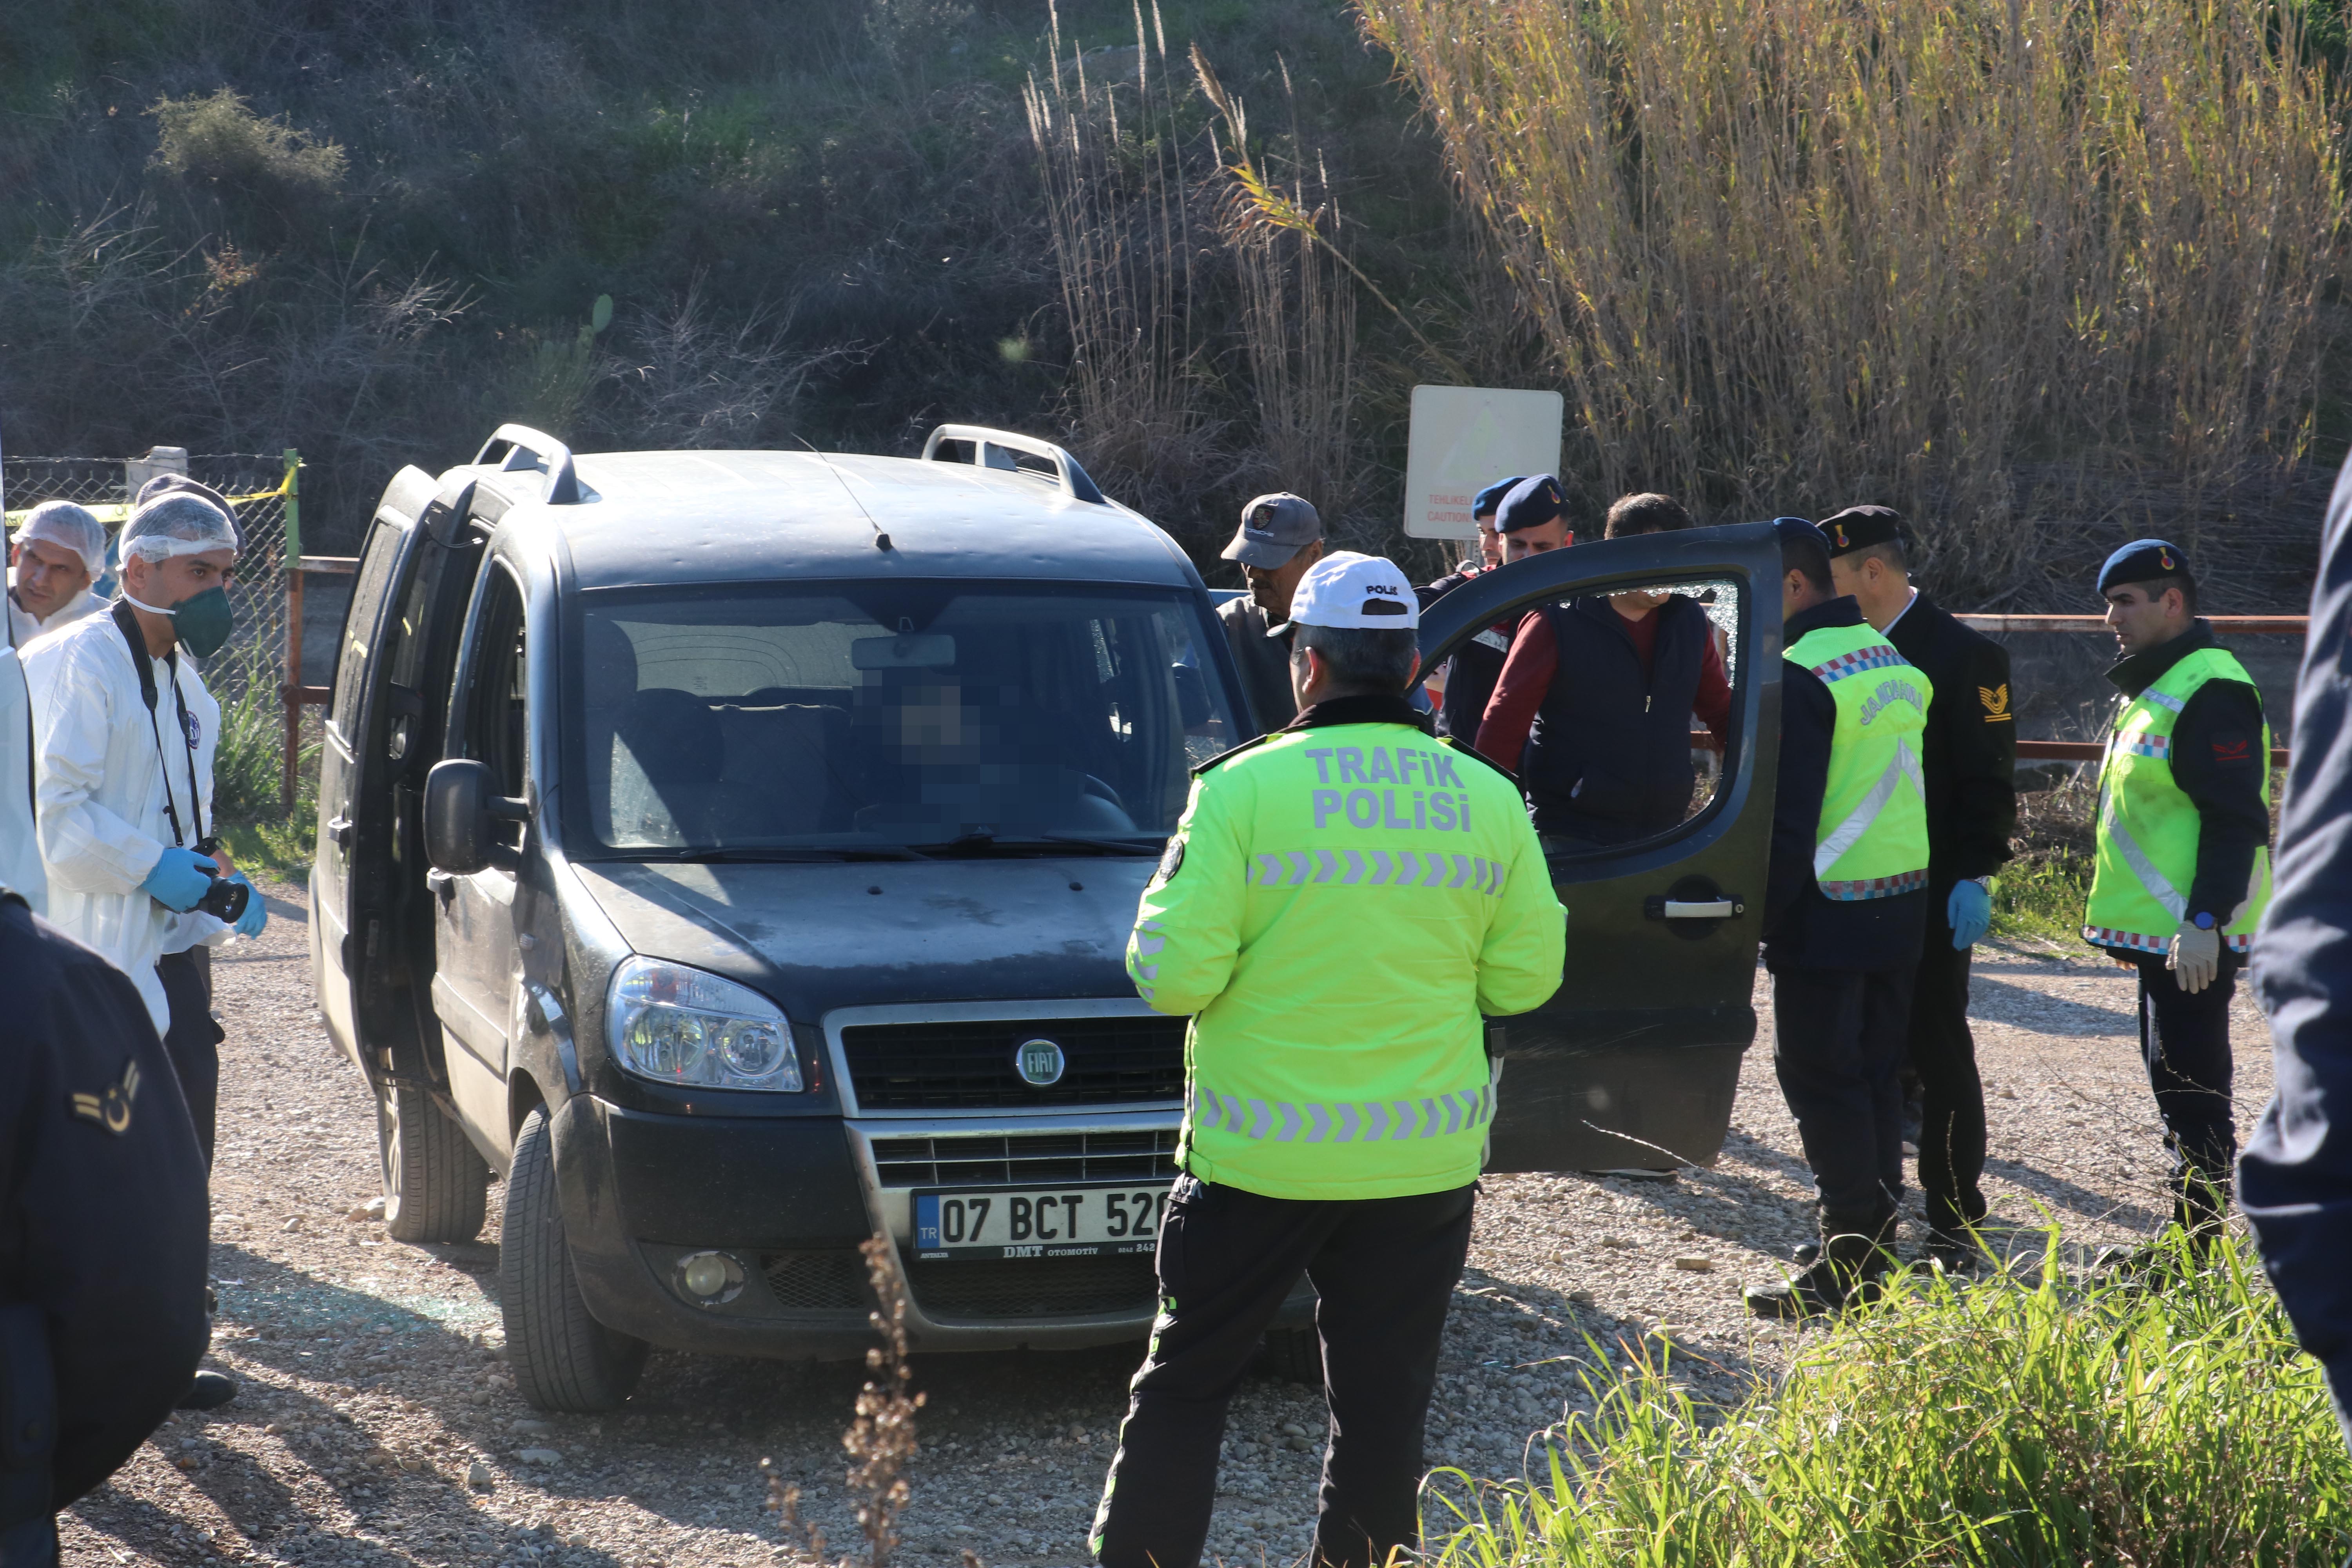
[1474,491,1730,848]
[1824,506,2016,1268]
[0,888,211,1567]
[1746,520,1933,1319]
[1216,494,1325,733]
[2242,450,2352,1448]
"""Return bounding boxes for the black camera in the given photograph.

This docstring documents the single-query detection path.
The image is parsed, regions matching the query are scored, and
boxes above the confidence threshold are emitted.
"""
[191,837,250,924]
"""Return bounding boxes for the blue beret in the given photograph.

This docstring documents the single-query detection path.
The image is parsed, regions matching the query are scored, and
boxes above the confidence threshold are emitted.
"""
[1472,476,1526,519]
[1496,474,1564,535]
[1772,515,1830,554]
[2098,538,2192,595]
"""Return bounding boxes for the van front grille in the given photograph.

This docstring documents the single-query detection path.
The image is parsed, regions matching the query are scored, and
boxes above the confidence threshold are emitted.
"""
[840,1015,1185,1109]
[871,1129,1180,1188]
[905,1254,1159,1320]
[759,1250,869,1312]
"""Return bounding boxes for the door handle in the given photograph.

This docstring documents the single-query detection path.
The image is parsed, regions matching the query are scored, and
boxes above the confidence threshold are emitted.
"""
[1644,895,1744,919]
[327,815,354,849]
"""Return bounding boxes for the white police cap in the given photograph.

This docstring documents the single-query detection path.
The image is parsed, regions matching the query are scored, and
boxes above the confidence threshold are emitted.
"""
[1268,550,1419,637]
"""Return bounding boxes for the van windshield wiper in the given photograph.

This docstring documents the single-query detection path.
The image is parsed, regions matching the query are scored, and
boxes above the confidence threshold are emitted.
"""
[907,831,1163,858]
[632,845,933,864]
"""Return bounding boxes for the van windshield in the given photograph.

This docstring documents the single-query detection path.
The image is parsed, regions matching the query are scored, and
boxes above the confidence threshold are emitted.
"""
[565,582,1245,856]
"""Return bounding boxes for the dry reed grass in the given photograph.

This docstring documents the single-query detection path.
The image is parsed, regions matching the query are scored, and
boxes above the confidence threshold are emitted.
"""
[1357,0,2347,604]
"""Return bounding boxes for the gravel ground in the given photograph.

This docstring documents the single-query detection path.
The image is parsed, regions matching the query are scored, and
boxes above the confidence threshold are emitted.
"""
[61,887,2276,1568]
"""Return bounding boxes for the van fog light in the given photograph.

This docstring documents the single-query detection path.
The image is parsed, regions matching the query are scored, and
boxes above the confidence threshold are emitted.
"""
[676,1250,746,1305]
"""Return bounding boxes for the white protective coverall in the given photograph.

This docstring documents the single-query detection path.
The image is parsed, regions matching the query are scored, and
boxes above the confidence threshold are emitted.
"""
[0,647,43,911]
[25,605,223,1033]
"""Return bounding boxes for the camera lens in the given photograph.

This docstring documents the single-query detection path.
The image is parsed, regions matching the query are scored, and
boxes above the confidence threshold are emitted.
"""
[196,875,251,924]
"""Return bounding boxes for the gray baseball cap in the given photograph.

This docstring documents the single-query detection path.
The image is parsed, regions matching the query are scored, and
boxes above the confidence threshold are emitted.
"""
[1220,492,1323,569]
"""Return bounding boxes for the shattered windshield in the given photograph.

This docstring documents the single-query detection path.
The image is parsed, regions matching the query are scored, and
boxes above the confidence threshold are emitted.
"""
[564,581,1243,856]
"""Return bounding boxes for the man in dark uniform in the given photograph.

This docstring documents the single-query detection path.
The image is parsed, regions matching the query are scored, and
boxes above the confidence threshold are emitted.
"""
[1414,475,1521,740]
[2081,540,2272,1267]
[1475,490,1730,849]
[0,887,212,1567]
[1215,494,1325,733]
[1746,519,1934,1319]
[2243,450,2352,1449]
[1823,506,2016,1268]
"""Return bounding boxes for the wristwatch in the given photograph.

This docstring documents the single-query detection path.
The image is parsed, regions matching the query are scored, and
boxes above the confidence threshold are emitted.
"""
[2191,910,2217,931]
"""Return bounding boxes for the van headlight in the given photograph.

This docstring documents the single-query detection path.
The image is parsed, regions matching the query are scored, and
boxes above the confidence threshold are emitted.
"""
[606,956,804,1092]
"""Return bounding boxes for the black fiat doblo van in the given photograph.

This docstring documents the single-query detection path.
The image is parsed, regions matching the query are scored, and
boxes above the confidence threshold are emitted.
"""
[310,422,1783,1411]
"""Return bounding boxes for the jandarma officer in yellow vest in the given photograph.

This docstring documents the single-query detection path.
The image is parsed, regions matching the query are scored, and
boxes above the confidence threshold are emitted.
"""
[1746,519,1935,1319]
[1091,552,1566,1568]
[2085,539,2272,1262]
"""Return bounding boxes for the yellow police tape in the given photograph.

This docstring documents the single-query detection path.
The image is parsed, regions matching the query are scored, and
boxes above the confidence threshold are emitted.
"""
[2,476,290,533]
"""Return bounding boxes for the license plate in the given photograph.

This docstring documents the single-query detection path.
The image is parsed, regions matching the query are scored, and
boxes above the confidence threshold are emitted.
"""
[911,1183,1172,1262]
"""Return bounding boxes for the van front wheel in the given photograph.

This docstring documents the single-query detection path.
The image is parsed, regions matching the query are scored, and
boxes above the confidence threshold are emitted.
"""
[500,1103,647,1411]
[377,1080,486,1244]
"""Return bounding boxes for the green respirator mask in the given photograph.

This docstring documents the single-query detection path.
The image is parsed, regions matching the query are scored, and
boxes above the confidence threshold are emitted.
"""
[124,585,235,660]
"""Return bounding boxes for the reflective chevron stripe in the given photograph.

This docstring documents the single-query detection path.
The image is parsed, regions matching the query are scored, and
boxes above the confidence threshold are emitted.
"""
[1247,849,1508,895]
[1189,1082,1494,1142]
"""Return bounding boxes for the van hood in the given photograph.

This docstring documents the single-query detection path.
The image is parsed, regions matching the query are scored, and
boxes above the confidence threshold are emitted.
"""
[568,857,1156,1022]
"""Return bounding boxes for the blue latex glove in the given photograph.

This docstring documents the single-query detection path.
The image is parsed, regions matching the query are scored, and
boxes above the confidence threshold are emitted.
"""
[1947,878,1992,950]
[140,846,216,913]
[229,872,267,938]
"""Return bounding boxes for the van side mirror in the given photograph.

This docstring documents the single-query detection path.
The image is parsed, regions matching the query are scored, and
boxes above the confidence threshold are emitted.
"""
[425,759,526,873]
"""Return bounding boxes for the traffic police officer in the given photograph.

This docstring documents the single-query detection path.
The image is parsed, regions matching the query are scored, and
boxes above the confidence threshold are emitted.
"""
[2243,452,2352,1446]
[0,887,211,1567]
[1414,475,1521,739]
[1822,506,2016,1267]
[1093,552,1565,1568]
[1746,519,1934,1318]
[2083,539,2272,1259]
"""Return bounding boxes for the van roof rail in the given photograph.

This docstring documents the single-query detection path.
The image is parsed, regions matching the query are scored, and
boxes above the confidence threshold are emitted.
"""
[920,424,1107,506]
[476,424,583,505]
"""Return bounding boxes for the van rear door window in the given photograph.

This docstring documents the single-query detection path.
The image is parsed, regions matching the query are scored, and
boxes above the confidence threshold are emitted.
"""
[567,584,1241,853]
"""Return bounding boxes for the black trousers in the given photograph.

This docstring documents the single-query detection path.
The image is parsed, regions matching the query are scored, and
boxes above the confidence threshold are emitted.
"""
[156,946,222,1169]
[2130,950,2241,1229]
[1907,896,1987,1237]
[1771,964,1915,1227]
[1092,1176,1475,1568]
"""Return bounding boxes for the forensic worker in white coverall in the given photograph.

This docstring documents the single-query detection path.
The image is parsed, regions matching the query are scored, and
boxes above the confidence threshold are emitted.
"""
[6,498,110,650]
[24,488,263,1410]
[2,501,112,908]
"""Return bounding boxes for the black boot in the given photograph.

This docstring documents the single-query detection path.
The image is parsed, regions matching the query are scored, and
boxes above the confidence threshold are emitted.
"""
[1748,1213,1893,1320]
[2097,1179,2229,1287]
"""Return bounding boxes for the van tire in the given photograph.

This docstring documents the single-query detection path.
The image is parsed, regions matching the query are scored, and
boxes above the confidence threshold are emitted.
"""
[1257,1325,1324,1387]
[377,1080,487,1244]
[500,1104,646,1411]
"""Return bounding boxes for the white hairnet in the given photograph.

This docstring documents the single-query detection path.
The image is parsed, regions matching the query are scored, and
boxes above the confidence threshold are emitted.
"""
[121,492,240,565]
[135,472,239,525]
[16,500,107,579]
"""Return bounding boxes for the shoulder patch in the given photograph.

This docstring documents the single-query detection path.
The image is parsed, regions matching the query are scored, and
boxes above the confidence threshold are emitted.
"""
[1150,837,1185,887]
[69,1056,142,1136]
[1191,731,1275,777]
[1978,682,2012,721]
[1437,735,1519,788]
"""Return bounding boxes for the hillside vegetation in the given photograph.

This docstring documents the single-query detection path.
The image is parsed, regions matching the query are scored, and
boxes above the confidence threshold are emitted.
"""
[1,0,2340,598]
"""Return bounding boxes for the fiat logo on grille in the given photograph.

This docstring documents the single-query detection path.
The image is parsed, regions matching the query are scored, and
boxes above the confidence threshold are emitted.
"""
[1014,1038,1067,1087]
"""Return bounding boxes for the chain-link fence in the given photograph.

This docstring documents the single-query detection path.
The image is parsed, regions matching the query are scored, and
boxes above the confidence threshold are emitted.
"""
[4,451,303,818]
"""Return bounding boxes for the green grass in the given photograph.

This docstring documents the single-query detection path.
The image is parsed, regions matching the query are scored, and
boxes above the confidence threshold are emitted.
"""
[1426,1234,2350,1567]
[1989,853,2093,949]
[212,673,319,886]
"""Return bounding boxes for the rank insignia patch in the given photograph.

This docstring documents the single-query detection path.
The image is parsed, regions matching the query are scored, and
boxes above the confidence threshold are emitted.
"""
[70,1058,142,1135]
[1979,684,2013,722]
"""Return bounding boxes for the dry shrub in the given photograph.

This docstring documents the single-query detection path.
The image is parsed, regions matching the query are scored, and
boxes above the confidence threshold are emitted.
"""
[1356,0,2347,604]
[149,89,347,200]
[606,284,865,450]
